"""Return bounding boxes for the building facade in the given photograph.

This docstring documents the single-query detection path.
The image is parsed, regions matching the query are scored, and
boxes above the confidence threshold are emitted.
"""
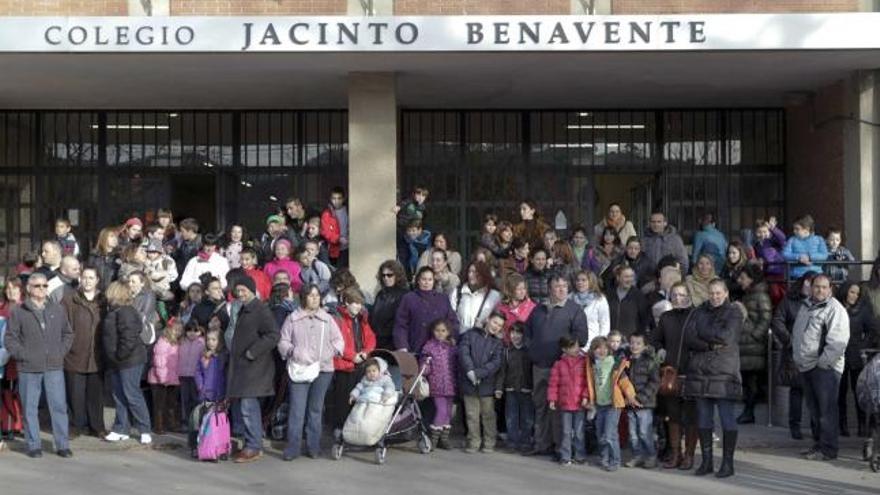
[0,0,879,286]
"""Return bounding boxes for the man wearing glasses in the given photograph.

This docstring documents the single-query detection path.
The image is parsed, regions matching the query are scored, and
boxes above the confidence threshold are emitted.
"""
[4,272,74,458]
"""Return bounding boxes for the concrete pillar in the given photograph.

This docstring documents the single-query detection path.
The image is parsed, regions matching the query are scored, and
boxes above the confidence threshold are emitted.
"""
[348,73,397,296]
[844,70,880,271]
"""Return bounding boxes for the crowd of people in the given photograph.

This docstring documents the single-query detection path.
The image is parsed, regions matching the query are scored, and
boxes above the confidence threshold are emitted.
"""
[0,184,878,480]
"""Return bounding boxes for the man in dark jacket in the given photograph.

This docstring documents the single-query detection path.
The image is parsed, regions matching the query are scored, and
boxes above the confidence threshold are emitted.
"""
[227,275,280,463]
[607,266,651,338]
[603,236,656,291]
[174,218,202,279]
[524,275,588,457]
[4,272,74,458]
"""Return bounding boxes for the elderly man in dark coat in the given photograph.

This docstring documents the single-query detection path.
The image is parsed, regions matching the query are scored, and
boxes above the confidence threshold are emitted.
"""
[4,272,74,458]
[226,275,280,463]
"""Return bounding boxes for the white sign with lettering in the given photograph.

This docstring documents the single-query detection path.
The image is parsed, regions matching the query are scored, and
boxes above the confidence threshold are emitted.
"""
[0,14,878,52]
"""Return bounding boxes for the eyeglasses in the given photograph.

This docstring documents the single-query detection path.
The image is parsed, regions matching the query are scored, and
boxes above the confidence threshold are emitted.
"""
[382,273,395,278]
[29,284,48,289]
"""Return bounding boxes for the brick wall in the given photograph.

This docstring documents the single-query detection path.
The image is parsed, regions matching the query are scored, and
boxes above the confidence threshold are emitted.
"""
[0,0,127,15]
[613,0,860,14]
[395,0,570,15]
[171,0,347,15]
[785,81,847,234]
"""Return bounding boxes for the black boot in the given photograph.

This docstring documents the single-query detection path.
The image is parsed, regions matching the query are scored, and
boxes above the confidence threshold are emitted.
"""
[715,431,737,478]
[437,427,452,450]
[694,429,714,476]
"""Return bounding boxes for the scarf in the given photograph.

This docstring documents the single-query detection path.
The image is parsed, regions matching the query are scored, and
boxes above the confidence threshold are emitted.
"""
[571,291,599,308]
[606,215,627,232]
[197,250,212,262]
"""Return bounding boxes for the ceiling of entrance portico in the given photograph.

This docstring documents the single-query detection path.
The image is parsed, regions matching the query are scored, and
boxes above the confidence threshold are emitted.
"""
[1,51,878,108]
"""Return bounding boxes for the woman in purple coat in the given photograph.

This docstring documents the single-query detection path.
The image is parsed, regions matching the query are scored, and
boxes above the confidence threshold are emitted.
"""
[420,319,459,449]
[393,267,460,355]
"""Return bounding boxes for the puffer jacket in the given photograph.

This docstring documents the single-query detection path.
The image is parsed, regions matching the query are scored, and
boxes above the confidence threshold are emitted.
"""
[683,301,744,400]
[147,336,180,385]
[420,338,458,397]
[458,327,503,397]
[754,227,787,278]
[782,234,829,279]
[495,344,532,393]
[547,354,588,411]
[626,347,660,409]
[739,282,773,371]
[791,296,850,374]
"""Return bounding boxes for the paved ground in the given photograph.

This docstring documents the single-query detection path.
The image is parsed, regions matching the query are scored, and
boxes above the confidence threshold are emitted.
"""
[1,422,877,495]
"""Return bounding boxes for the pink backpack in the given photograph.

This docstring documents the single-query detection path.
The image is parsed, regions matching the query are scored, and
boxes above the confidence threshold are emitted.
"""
[197,403,231,462]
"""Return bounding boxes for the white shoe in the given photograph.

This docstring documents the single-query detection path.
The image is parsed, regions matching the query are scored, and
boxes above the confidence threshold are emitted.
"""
[104,432,130,442]
[140,434,152,445]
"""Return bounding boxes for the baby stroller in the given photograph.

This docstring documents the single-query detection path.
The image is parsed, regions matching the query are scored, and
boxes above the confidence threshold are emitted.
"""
[857,348,880,472]
[331,349,433,465]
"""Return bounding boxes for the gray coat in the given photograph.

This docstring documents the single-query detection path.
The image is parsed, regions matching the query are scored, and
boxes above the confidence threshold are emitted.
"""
[792,297,850,374]
[458,327,503,397]
[642,225,689,274]
[4,299,73,373]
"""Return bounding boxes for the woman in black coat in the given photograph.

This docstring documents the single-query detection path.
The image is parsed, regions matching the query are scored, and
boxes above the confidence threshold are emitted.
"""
[837,282,880,437]
[102,281,152,444]
[683,278,744,478]
[651,282,697,470]
[369,260,409,350]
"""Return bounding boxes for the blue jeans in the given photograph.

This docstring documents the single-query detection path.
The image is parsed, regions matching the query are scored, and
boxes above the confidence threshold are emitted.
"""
[239,398,263,451]
[504,391,534,449]
[285,372,333,457]
[19,370,69,452]
[559,410,586,462]
[696,398,737,431]
[627,408,656,459]
[802,367,841,457]
[110,364,152,435]
[595,406,621,468]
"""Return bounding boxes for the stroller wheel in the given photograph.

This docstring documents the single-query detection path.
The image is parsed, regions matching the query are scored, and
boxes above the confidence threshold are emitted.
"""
[331,443,344,461]
[375,447,387,465]
[417,432,432,454]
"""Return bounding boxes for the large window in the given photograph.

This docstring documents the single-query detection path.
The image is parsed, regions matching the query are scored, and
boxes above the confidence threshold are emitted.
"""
[0,110,347,276]
[401,110,784,256]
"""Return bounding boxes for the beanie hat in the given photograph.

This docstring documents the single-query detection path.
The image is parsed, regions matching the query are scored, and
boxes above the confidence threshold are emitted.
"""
[266,214,284,226]
[235,275,257,295]
[124,217,143,229]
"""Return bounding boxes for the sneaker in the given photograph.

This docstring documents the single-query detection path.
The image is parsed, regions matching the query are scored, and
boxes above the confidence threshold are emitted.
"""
[482,447,495,454]
[624,457,643,468]
[804,451,836,461]
[603,464,619,472]
[800,446,819,457]
[464,447,479,454]
[104,432,130,442]
[140,434,153,445]
[560,460,573,466]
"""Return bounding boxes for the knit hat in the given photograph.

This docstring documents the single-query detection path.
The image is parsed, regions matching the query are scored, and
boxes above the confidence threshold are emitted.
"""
[124,217,143,229]
[266,214,284,226]
[235,275,257,295]
[275,238,292,252]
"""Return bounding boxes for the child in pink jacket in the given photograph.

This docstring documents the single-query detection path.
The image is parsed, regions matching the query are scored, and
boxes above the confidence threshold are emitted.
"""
[148,322,182,434]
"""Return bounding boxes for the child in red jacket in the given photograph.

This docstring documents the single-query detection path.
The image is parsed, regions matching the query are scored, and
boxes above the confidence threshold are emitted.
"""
[548,336,589,466]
